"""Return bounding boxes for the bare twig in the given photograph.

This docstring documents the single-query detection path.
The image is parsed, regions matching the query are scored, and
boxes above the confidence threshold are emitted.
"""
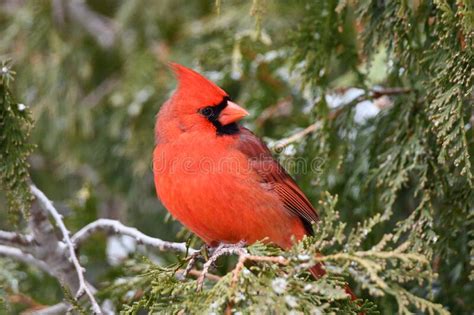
[0,230,35,247]
[66,0,117,48]
[71,218,195,254]
[273,121,323,152]
[0,0,25,14]
[256,97,293,127]
[273,86,413,150]
[189,269,221,282]
[370,87,412,98]
[30,185,103,315]
[51,0,66,26]
[80,76,119,108]
[272,94,366,151]
[327,94,367,121]
[0,245,53,277]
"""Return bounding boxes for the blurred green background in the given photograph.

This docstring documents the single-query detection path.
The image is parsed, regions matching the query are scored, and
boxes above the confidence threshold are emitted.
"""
[0,0,473,314]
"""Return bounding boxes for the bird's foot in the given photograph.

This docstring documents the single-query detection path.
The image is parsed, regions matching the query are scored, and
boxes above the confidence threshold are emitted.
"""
[208,240,247,257]
[196,241,247,291]
[176,244,208,281]
[180,250,203,280]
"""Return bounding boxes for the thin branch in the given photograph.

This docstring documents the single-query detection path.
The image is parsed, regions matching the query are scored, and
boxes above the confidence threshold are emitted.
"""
[51,0,66,26]
[0,230,35,247]
[80,76,119,108]
[273,86,413,150]
[255,97,293,127]
[72,218,195,254]
[272,94,366,150]
[67,0,117,48]
[273,121,323,152]
[370,87,412,98]
[327,94,367,121]
[30,185,102,315]
[0,245,53,277]
[0,0,25,14]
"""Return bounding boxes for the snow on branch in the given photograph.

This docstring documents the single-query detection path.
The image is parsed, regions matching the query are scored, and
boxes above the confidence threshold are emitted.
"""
[72,218,195,254]
[30,185,102,314]
[0,230,34,247]
[0,184,202,313]
[0,245,52,276]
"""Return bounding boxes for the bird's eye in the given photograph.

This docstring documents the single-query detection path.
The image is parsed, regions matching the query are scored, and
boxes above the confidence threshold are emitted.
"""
[200,107,213,118]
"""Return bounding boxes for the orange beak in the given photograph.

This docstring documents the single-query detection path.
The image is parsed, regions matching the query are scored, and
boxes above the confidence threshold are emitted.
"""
[218,101,249,125]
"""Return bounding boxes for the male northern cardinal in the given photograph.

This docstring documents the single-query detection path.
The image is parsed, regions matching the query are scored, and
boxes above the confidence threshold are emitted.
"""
[153,64,353,297]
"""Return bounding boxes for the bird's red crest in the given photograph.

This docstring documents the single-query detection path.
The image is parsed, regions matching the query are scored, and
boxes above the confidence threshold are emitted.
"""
[168,63,228,113]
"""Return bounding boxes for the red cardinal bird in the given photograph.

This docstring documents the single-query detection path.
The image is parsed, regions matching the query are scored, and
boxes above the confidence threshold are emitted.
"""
[153,64,355,298]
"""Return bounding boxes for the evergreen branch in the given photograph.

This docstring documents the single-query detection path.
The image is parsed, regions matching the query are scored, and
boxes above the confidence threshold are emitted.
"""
[396,286,449,315]
[250,0,265,36]
[0,67,34,223]
[71,218,195,254]
[177,269,222,282]
[231,254,289,288]
[314,249,443,313]
[196,241,289,292]
[361,248,428,264]
[318,253,389,290]
[1,1,471,313]
[30,185,102,315]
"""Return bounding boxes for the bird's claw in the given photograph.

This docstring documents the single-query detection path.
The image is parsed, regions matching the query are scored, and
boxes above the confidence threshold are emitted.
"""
[196,241,247,291]
[181,251,202,279]
[209,240,247,256]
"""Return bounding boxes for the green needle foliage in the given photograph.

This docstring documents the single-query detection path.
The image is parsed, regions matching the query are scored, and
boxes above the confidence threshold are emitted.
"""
[0,0,472,314]
[0,61,34,224]
[104,193,445,314]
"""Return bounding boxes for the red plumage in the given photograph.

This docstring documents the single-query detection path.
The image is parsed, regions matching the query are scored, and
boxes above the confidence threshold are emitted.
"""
[154,64,314,248]
[153,63,355,299]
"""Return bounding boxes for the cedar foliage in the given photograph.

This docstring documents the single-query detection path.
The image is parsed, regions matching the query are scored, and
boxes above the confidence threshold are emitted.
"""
[0,0,472,314]
[0,61,33,224]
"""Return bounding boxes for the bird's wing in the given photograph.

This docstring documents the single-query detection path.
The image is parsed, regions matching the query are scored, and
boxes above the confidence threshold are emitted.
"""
[235,127,319,233]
